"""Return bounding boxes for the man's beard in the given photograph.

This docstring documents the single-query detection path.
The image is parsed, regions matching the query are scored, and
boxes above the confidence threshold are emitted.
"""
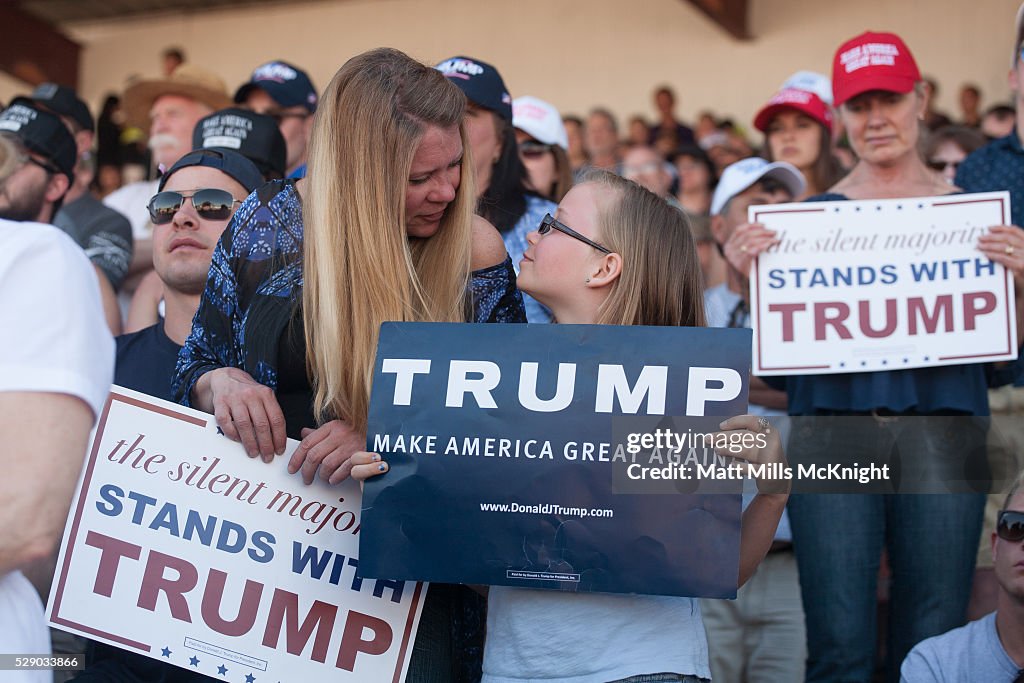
[0,186,46,222]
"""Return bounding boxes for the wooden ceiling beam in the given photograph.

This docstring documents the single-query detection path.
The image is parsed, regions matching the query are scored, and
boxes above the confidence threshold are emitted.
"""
[0,3,80,90]
[683,0,751,40]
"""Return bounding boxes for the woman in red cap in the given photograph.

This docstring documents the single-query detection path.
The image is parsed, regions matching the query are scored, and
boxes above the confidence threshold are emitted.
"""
[727,31,1024,682]
[753,87,844,199]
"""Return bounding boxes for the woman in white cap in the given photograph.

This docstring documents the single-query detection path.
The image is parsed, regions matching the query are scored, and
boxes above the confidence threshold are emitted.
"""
[753,86,844,199]
[512,96,573,203]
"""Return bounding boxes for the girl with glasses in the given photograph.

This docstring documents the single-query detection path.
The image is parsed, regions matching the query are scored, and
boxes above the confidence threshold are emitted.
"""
[352,170,790,683]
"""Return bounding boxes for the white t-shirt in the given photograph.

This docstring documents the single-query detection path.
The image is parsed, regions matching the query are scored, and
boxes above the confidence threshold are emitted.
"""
[0,219,114,666]
[483,587,710,683]
[0,572,52,683]
[103,179,159,241]
[0,219,115,416]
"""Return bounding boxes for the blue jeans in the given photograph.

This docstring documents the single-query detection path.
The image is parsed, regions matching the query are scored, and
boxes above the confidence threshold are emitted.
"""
[787,415,986,682]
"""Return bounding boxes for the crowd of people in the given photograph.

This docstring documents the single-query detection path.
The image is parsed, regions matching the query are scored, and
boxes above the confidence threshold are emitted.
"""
[4,6,1024,683]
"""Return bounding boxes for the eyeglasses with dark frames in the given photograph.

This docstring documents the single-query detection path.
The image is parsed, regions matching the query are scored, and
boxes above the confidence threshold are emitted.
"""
[9,148,62,176]
[538,213,611,254]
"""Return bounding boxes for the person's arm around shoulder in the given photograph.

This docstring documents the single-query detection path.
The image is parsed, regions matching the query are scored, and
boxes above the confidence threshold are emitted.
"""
[469,215,526,323]
[470,215,509,271]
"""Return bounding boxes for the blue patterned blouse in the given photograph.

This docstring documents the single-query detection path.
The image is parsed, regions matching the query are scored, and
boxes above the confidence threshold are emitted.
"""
[172,179,526,408]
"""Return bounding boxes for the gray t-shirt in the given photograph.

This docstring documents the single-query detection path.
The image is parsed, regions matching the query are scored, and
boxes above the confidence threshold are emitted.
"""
[55,193,133,289]
[900,612,1019,682]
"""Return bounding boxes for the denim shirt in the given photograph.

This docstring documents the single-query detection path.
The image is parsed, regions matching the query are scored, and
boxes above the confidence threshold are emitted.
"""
[172,179,526,407]
[501,193,557,323]
[956,128,1024,387]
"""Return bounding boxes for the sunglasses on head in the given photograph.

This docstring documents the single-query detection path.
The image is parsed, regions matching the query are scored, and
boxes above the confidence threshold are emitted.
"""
[927,159,960,173]
[538,213,611,254]
[147,189,241,224]
[998,510,1024,542]
[519,140,554,159]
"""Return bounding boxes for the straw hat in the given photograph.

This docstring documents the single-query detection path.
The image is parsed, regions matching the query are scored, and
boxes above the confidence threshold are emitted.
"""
[122,64,231,130]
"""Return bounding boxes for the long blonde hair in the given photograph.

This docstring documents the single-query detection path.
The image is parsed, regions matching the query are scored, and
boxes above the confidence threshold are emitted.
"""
[303,48,474,431]
[582,170,706,328]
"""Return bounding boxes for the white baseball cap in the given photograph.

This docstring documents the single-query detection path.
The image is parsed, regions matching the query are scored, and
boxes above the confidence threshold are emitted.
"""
[710,157,806,216]
[512,96,568,150]
[780,70,833,107]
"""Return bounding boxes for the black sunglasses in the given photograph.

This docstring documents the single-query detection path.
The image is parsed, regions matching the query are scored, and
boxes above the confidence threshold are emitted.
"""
[998,510,1024,543]
[519,140,554,159]
[538,213,611,254]
[927,159,960,173]
[147,189,241,224]
[267,110,311,126]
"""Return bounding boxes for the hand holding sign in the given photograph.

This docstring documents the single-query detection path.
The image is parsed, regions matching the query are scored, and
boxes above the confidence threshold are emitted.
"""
[723,222,778,276]
[978,225,1024,284]
[714,415,789,495]
[198,366,287,461]
[288,419,366,485]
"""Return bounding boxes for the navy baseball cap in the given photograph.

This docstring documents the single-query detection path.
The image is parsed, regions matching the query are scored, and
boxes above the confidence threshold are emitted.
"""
[0,103,77,182]
[13,83,94,132]
[159,148,263,194]
[233,61,318,113]
[435,55,512,122]
[193,107,287,180]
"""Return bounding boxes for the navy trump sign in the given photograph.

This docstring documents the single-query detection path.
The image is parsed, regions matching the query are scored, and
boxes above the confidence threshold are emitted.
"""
[358,323,750,598]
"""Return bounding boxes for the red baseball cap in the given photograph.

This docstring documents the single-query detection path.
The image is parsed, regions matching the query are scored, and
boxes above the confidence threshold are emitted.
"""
[753,88,833,134]
[831,31,921,106]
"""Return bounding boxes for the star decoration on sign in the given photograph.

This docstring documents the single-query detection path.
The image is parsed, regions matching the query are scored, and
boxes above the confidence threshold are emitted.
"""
[161,647,171,658]
[217,664,228,675]
[189,656,200,667]
[245,674,256,683]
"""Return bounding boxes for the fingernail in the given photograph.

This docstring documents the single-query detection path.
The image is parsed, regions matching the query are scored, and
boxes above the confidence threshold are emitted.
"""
[378,463,388,472]
[372,453,381,462]
[719,420,727,429]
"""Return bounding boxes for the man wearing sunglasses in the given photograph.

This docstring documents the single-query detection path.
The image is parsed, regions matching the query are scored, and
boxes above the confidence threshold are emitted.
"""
[113,149,261,404]
[953,1,1024,621]
[234,60,318,179]
[900,474,1024,682]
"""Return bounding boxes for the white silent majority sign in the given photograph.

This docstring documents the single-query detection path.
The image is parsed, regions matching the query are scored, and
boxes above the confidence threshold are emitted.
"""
[749,192,1017,375]
[47,386,425,683]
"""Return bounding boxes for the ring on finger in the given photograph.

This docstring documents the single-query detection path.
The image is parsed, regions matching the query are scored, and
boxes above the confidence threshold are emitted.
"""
[740,245,748,254]
[757,417,771,433]
[1006,245,1015,256]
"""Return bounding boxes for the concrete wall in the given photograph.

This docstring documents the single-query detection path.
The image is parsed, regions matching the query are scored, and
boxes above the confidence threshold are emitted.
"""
[4,0,1019,139]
